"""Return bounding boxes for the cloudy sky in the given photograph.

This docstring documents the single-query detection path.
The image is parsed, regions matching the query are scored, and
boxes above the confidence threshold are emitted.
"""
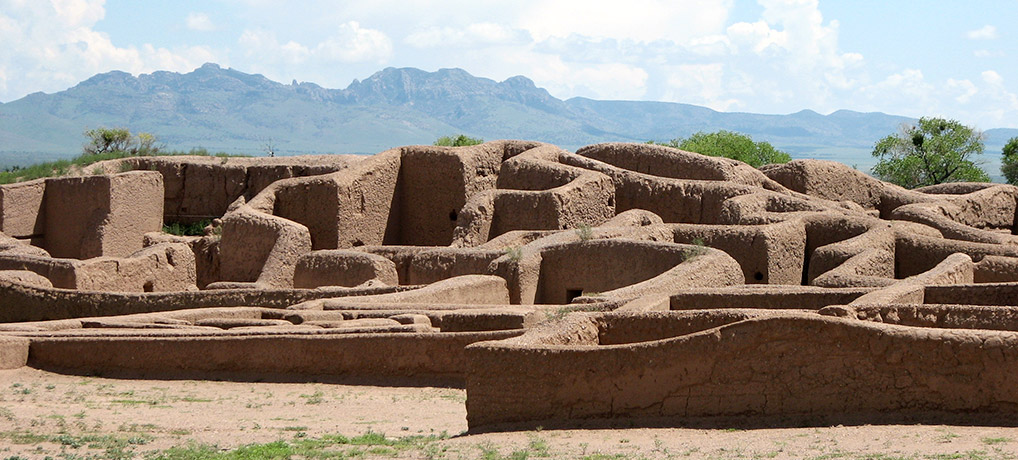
[1,0,1016,129]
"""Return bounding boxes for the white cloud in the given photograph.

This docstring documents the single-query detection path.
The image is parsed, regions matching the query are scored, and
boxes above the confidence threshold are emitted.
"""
[967,25,998,40]
[974,49,1005,58]
[239,22,391,65]
[316,22,392,63]
[665,64,741,111]
[518,0,732,44]
[405,23,525,48]
[946,78,978,104]
[0,0,217,101]
[726,20,786,54]
[186,12,215,31]
[982,70,1004,86]
[234,22,392,87]
[656,0,864,113]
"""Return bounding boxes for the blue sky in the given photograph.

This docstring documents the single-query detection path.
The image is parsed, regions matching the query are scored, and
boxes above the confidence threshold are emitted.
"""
[1,0,1016,129]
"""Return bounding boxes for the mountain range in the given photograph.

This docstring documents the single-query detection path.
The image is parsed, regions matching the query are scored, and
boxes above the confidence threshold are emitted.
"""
[1,63,1015,177]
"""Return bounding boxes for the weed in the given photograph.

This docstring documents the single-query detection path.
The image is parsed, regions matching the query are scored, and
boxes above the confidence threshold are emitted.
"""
[575,223,594,241]
[937,429,962,443]
[545,303,613,322]
[179,396,212,403]
[528,434,550,457]
[91,165,105,175]
[478,442,501,460]
[162,219,213,237]
[299,390,324,405]
[505,246,523,262]
[682,237,709,261]
[981,437,1011,445]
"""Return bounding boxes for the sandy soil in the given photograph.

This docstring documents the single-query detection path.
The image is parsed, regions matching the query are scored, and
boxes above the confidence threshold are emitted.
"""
[1,367,1017,459]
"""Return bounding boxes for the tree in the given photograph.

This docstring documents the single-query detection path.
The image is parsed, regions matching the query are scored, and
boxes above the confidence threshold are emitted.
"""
[649,130,791,168]
[83,127,161,156]
[1002,136,1018,185]
[434,134,483,147]
[83,127,132,155]
[871,117,988,188]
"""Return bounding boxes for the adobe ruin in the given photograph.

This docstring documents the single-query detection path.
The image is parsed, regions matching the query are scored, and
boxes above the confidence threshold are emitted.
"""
[0,141,1017,430]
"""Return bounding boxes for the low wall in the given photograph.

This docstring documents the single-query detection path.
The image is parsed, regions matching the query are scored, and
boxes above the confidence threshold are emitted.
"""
[466,312,1018,429]
[925,284,1018,306]
[669,286,872,310]
[0,280,411,323]
[28,330,521,382]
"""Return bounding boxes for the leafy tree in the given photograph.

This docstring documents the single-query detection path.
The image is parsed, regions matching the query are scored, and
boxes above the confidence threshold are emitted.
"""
[1002,136,1018,185]
[871,117,988,188]
[649,130,791,167]
[83,127,162,156]
[434,134,483,147]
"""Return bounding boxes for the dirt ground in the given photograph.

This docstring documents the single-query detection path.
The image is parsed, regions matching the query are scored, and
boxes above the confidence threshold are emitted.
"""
[1,367,1017,459]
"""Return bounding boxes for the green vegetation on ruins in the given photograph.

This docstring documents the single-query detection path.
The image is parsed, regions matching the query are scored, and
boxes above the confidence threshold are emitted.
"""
[648,130,792,168]
[162,219,214,237]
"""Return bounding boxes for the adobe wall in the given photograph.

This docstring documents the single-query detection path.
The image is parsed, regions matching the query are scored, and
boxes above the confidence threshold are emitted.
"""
[397,145,502,246]
[821,304,1018,331]
[143,232,221,289]
[455,148,616,244]
[895,233,1018,278]
[760,159,924,216]
[73,243,197,292]
[43,171,163,259]
[533,239,740,304]
[562,153,757,224]
[293,250,398,288]
[402,248,504,285]
[0,278,407,323]
[0,336,29,369]
[218,208,311,287]
[669,286,871,310]
[0,254,79,288]
[466,312,1018,429]
[575,142,781,189]
[26,330,521,382]
[127,155,357,224]
[273,150,401,249]
[924,284,1018,306]
[490,172,614,235]
[0,179,46,240]
[671,221,805,284]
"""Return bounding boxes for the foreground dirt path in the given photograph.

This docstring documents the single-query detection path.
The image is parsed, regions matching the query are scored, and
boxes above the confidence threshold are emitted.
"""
[1,367,1018,459]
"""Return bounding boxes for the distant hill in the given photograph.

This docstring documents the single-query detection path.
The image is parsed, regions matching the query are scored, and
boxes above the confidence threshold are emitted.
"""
[1,63,1016,178]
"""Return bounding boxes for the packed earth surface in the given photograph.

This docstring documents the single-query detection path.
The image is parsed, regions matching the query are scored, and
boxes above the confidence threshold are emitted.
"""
[1,141,1018,458]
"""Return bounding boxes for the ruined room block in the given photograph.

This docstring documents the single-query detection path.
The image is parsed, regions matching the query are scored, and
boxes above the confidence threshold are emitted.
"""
[44,171,163,259]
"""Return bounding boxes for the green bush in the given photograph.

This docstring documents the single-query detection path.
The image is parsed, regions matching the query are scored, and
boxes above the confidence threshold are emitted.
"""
[649,130,791,167]
[434,134,484,147]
